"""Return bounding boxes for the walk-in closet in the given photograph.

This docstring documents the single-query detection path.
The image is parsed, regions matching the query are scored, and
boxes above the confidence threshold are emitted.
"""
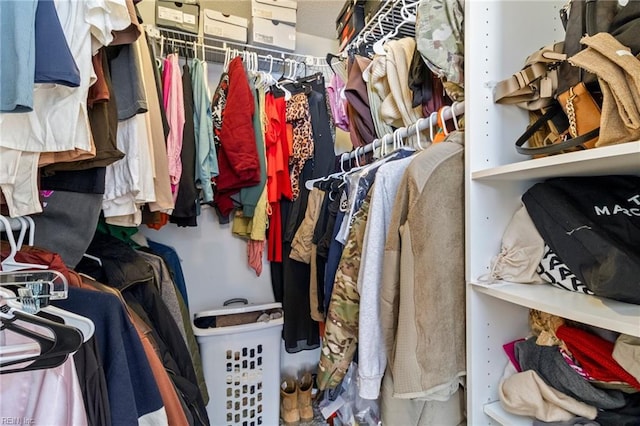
[1,0,639,425]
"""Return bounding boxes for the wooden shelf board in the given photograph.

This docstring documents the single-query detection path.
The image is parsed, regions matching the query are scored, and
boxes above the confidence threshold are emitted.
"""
[471,281,640,337]
[484,401,532,426]
[472,141,640,181]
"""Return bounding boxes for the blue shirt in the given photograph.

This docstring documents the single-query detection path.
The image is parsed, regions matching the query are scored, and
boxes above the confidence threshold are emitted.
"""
[34,0,80,87]
[0,0,38,112]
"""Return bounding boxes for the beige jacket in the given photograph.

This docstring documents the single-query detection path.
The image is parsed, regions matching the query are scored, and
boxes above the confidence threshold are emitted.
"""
[380,131,466,399]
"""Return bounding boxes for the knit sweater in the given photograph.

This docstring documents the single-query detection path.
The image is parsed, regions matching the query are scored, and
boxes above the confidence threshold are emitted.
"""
[380,131,466,399]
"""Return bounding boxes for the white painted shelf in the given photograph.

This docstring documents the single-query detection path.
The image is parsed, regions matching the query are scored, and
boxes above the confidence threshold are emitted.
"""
[472,141,640,181]
[465,2,640,424]
[471,281,640,337]
[484,402,532,426]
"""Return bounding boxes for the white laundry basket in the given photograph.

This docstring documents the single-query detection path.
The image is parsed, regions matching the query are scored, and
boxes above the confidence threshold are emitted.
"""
[193,300,283,426]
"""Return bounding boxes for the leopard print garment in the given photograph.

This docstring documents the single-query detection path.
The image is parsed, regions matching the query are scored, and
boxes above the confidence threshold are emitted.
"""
[211,73,230,148]
[286,93,315,200]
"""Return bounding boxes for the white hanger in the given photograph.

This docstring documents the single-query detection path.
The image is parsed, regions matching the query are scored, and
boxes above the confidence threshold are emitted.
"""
[449,102,461,131]
[0,271,94,344]
[439,107,451,138]
[428,111,438,142]
[414,118,426,150]
[0,215,47,272]
[395,128,403,151]
[253,52,259,73]
[372,18,388,55]
[14,217,28,252]
[379,133,391,158]
[223,47,230,72]
[373,0,417,55]
[24,216,35,247]
[304,151,351,191]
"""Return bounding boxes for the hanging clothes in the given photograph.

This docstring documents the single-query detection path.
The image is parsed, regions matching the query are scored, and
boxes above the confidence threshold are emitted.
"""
[317,194,371,390]
[380,132,465,401]
[379,38,424,130]
[162,53,185,199]
[41,48,124,171]
[344,55,377,148]
[0,348,89,426]
[34,0,80,87]
[327,73,350,132]
[266,92,293,262]
[238,76,268,218]
[357,155,414,399]
[169,63,198,227]
[0,0,131,218]
[191,57,218,204]
[77,232,210,424]
[139,30,174,214]
[286,92,315,200]
[214,56,261,218]
[208,72,229,205]
[0,0,38,112]
[271,162,320,353]
[415,0,465,100]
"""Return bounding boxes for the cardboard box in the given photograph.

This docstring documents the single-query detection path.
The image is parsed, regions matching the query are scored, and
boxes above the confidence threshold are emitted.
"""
[250,17,296,51]
[251,0,297,25]
[202,9,248,43]
[156,1,199,34]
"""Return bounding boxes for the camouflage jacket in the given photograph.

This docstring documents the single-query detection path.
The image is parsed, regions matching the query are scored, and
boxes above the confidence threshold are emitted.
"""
[317,195,371,390]
[416,0,465,100]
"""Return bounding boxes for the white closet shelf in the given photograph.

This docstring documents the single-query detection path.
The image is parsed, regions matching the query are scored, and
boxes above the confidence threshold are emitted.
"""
[470,281,640,337]
[484,401,532,426]
[471,141,640,181]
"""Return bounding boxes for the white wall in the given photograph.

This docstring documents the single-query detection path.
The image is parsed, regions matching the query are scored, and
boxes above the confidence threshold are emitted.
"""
[138,1,338,382]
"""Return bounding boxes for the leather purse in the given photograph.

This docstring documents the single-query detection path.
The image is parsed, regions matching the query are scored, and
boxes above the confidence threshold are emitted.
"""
[515,96,600,156]
[556,81,601,149]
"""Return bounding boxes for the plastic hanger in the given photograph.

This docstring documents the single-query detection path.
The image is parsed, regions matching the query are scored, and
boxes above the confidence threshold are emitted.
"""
[0,303,83,373]
[380,133,392,158]
[372,18,388,55]
[414,118,427,150]
[449,102,461,131]
[325,53,343,75]
[0,215,48,272]
[37,306,94,343]
[304,152,350,190]
[372,0,417,54]
[223,47,230,72]
[23,216,35,246]
[3,273,92,343]
[428,111,438,143]
[13,217,28,252]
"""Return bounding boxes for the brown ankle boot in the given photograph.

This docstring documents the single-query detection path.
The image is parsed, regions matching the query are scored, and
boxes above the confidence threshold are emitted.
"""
[280,378,300,425]
[297,373,314,422]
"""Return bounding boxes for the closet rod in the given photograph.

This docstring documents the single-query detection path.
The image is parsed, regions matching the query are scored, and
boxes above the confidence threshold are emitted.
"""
[340,101,465,163]
[147,26,328,68]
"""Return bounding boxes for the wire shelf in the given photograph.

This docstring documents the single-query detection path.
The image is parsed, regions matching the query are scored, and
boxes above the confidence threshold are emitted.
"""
[146,25,331,76]
[344,0,419,56]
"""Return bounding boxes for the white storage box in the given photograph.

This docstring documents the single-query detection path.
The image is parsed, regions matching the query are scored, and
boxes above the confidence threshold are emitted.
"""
[203,10,248,43]
[250,17,296,51]
[156,1,199,34]
[193,301,283,426]
[251,0,297,25]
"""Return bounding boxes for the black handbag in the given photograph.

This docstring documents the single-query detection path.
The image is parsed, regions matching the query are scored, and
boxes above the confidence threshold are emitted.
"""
[522,175,640,304]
